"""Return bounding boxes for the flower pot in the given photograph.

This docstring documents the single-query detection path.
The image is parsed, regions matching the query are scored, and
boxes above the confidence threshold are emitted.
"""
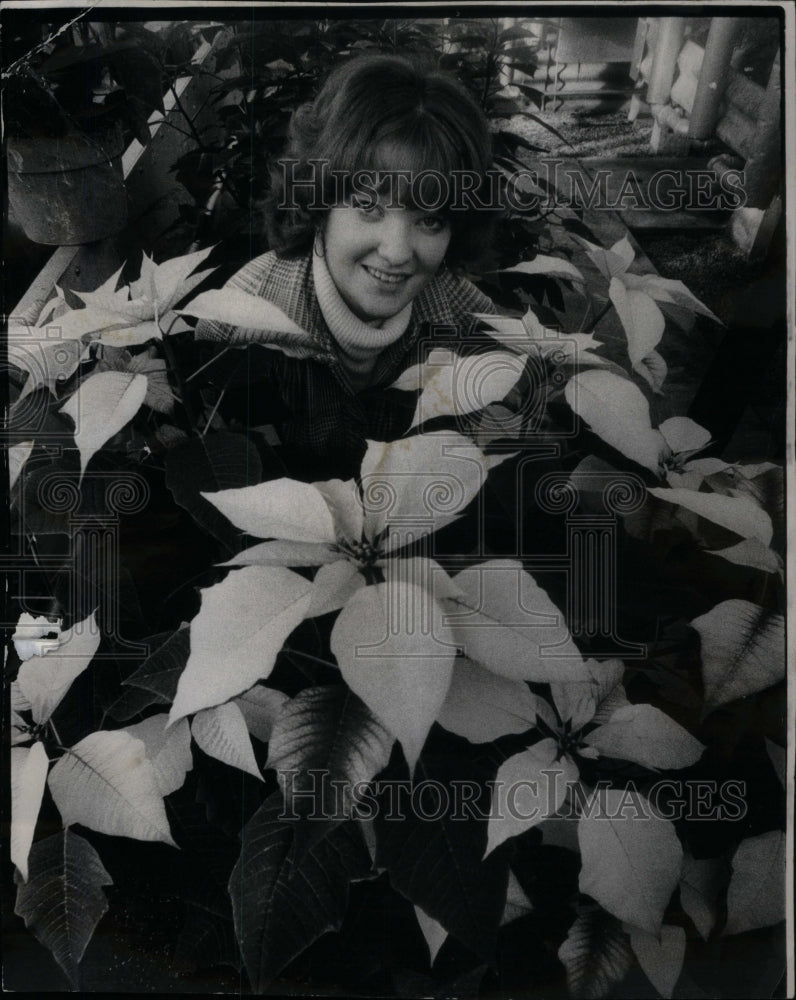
[7,125,128,245]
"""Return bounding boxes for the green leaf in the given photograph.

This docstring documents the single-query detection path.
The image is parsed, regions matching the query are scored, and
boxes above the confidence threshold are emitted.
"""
[480,312,608,366]
[306,559,365,618]
[162,268,216,313]
[17,612,100,724]
[175,904,241,974]
[658,416,712,456]
[330,581,456,770]
[565,371,668,473]
[684,457,732,476]
[608,278,665,371]
[445,560,590,683]
[14,830,112,987]
[765,739,787,790]
[374,755,509,961]
[361,432,503,549]
[70,262,126,310]
[94,320,162,348]
[229,793,371,991]
[164,432,263,551]
[584,704,704,770]
[202,477,337,543]
[9,304,135,347]
[396,349,525,429]
[486,739,579,855]
[578,789,682,935]
[557,906,633,1000]
[222,539,339,567]
[635,350,668,394]
[610,237,636,271]
[690,600,785,712]
[704,538,783,575]
[499,255,585,284]
[48,730,176,846]
[666,469,704,491]
[724,831,786,935]
[170,565,313,721]
[234,683,290,743]
[11,742,49,881]
[151,245,215,311]
[11,680,32,744]
[315,477,365,541]
[124,713,193,796]
[626,274,721,325]
[123,626,189,703]
[192,702,263,780]
[12,613,63,661]
[628,924,686,999]
[267,685,393,844]
[414,904,448,964]
[501,870,534,925]
[575,237,632,280]
[60,372,147,476]
[647,487,773,546]
[437,656,548,743]
[680,852,727,941]
[126,354,175,412]
[550,658,625,732]
[184,288,316,356]
[131,251,157,301]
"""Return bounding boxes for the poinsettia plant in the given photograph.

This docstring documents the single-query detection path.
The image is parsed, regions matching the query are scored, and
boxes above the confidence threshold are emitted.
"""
[6,232,786,997]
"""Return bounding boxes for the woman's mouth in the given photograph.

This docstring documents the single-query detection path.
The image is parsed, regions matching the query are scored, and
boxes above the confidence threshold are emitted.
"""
[362,264,410,286]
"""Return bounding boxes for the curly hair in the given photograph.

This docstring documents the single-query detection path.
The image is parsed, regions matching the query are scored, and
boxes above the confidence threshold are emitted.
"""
[263,53,501,271]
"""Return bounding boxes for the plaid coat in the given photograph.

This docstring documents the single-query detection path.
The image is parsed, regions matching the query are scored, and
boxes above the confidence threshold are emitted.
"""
[196,250,497,476]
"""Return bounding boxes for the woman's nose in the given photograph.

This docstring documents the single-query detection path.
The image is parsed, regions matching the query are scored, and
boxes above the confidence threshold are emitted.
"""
[376,215,413,266]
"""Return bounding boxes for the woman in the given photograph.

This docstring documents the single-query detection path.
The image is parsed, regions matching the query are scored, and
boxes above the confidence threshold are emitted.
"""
[197,53,501,478]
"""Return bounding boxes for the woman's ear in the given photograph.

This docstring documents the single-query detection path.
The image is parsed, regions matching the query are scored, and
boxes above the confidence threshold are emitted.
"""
[313,222,326,258]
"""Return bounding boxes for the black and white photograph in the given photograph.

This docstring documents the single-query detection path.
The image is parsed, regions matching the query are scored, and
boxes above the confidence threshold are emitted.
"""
[2,2,793,996]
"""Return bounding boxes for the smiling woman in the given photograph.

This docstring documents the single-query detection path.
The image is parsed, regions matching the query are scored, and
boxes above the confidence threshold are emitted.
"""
[194,53,502,477]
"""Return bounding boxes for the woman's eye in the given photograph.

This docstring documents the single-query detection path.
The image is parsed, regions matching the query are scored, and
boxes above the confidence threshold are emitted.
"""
[418,215,447,233]
[353,199,382,217]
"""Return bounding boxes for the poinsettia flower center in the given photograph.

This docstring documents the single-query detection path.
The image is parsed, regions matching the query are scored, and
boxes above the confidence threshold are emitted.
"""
[340,537,380,567]
[558,729,586,755]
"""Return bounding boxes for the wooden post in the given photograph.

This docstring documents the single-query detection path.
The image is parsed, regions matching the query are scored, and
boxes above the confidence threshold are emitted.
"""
[716,104,758,159]
[628,17,648,82]
[646,17,686,105]
[742,52,782,208]
[688,17,741,139]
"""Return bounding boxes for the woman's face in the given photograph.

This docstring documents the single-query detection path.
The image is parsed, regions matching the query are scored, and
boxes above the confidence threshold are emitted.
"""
[322,197,451,325]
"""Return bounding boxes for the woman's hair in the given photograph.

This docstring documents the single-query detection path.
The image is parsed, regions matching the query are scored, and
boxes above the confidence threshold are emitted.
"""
[264,53,500,271]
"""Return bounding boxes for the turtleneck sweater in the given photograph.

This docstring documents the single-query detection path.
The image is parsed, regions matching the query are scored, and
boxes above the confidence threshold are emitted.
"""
[311,245,413,392]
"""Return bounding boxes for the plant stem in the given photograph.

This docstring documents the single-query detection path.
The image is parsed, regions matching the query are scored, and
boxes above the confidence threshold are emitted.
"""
[186,345,231,383]
[169,83,206,151]
[161,334,199,433]
[49,718,63,746]
[201,386,227,436]
[282,647,339,670]
[145,118,197,142]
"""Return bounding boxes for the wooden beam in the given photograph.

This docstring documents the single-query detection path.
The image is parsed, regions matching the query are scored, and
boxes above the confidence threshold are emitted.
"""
[646,17,686,105]
[742,52,782,208]
[688,17,741,139]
